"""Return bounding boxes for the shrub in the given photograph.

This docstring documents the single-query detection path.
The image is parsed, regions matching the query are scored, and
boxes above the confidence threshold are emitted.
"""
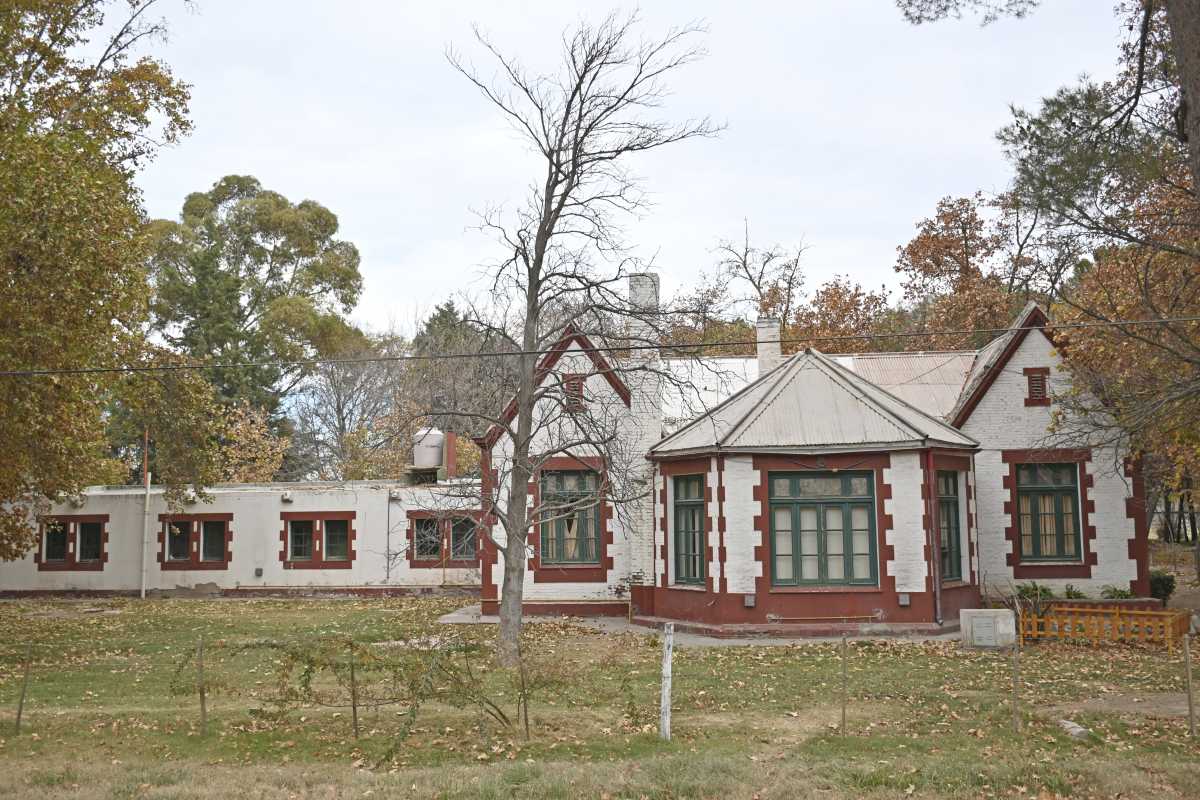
[1100,585,1135,600]
[1063,584,1087,599]
[1148,570,1176,604]
[1016,582,1055,600]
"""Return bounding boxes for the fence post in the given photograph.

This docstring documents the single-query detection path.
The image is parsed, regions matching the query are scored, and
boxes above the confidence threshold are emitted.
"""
[841,635,848,735]
[1010,643,1021,734]
[659,622,674,742]
[13,643,32,736]
[1185,632,1195,738]
[348,640,360,740]
[196,635,208,736]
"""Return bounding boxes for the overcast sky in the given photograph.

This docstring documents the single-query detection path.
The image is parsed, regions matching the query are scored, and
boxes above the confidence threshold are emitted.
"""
[135,1,1124,334]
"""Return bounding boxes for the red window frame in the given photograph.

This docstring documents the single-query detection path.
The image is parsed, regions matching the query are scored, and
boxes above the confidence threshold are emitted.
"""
[1024,367,1050,407]
[34,514,110,572]
[157,514,233,570]
[405,511,482,568]
[279,511,356,569]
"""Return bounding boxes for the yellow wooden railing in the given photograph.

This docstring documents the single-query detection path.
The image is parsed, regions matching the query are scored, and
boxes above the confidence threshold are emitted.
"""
[1019,605,1192,651]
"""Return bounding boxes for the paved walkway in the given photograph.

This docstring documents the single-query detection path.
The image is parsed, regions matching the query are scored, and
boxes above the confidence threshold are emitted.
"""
[438,604,961,648]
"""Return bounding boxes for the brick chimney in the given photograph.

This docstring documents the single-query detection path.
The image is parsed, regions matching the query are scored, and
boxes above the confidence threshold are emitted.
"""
[756,317,783,374]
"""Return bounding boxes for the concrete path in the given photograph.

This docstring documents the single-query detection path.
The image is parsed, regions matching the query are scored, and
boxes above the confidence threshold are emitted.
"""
[438,604,961,648]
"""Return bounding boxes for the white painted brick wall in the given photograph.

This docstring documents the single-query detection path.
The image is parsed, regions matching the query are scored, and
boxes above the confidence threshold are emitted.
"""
[707,456,720,585]
[964,330,1138,595]
[883,452,927,593]
[723,456,761,594]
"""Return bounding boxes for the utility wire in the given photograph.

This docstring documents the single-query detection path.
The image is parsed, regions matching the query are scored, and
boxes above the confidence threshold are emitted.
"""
[1,315,1198,378]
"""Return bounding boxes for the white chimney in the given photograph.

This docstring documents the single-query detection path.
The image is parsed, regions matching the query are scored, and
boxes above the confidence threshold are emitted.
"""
[628,273,659,314]
[756,317,783,374]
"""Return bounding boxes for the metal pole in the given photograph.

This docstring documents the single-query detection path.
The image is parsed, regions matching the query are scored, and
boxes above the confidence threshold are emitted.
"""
[13,643,32,735]
[841,635,848,735]
[659,622,674,741]
[197,635,207,736]
[348,641,360,740]
[1011,644,1021,734]
[139,427,150,600]
[1185,632,1195,737]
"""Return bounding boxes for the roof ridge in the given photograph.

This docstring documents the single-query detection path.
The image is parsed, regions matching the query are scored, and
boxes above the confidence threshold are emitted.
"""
[805,351,923,441]
[722,352,819,446]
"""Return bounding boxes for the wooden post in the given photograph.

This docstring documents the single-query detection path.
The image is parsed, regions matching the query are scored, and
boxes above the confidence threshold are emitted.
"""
[196,636,208,736]
[841,635,849,735]
[1185,633,1195,738]
[13,643,32,736]
[1010,644,1021,734]
[348,640,360,740]
[659,622,674,742]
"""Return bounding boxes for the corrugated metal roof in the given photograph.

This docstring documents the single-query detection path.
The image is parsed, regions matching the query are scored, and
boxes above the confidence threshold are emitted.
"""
[833,351,975,420]
[651,349,977,457]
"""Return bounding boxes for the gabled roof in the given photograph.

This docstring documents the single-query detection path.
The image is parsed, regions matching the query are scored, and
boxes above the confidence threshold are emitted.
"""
[949,301,1051,428]
[650,348,977,458]
[832,351,976,421]
[476,325,631,449]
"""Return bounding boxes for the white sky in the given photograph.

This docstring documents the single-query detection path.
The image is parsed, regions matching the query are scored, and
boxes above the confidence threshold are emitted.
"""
[135,1,1124,334]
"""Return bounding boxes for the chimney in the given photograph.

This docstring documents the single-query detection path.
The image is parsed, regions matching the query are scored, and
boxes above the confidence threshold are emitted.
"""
[628,273,659,316]
[756,317,783,374]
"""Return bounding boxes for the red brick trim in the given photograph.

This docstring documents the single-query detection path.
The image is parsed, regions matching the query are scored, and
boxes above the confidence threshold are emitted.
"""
[530,455,613,583]
[478,325,632,448]
[156,513,234,570]
[1124,458,1151,596]
[477,446,500,606]
[656,457,712,591]
[1001,449,1096,578]
[1023,367,1051,407]
[480,599,629,617]
[951,305,1052,428]
[34,514,110,572]
[717,455,728,594]
[279,511,357,570]
[405,509,483,569]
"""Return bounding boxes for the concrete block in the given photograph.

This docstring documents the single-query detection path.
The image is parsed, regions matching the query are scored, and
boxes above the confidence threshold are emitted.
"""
[960,608,1016,648]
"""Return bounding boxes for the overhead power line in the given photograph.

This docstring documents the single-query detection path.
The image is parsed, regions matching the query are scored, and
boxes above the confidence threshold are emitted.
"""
[1,315,1198,379]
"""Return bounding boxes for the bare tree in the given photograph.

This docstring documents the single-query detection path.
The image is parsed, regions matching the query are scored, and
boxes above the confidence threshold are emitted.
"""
[713,220,806,326]
[445,12,719,664]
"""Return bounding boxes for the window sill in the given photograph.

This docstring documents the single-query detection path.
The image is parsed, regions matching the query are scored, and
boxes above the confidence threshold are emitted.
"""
[941,579,969,588]
[283,560,354,570]
[37,561,105,572]
[667,583,706,592]
[161,561,230,571]
[1018,559,1084,566]
[769,585,881,594]
[410,559,478,569]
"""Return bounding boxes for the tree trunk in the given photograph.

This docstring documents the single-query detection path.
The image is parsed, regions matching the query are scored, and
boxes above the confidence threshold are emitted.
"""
[497,532,526,666]
[1165,0,1200,197]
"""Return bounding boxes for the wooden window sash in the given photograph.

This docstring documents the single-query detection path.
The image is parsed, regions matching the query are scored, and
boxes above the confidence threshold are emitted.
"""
[673,475,705,585]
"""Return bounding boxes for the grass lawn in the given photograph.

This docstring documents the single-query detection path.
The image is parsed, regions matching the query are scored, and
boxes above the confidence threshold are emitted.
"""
[0,597,1197,799]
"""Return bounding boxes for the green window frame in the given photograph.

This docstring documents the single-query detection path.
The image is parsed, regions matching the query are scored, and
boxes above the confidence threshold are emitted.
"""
[77,521,103,562]
[44,521,67,562]
[937,471,962,581]
[768,472,877,586]
[1016,463,1082,561]
[289,519,314,561]
[200,520,226,563]
[673,475,705,585]
[324,519,350,561]
[540,470,601,564]
[450,517,477,560]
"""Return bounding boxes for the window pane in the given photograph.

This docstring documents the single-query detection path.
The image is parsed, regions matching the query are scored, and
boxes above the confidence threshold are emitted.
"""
[78,522,102,561]
[415,518,441,558]
[771,477,793,498]
[853,554,871,579]
[773,527,793,558]
[325,519,349,560]
[824,506,843,534]
[1019,495,1034,556]
[676,476,703,501]
[826,554,844,580]
[851,506,870,536]
[290,520,313,560]
[168,521,190,561]
[201,521,225,562]
[775,554,794,581]
[45,522,67,561]
[847,476,871,497]
[800,555,819,580]
[798,476,843,497]
[1062,501,1076,556]
[451,518,476,560]
[1038,495,1056,556]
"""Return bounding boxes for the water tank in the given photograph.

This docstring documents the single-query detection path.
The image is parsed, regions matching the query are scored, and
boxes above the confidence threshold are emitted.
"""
[413,427,444,468]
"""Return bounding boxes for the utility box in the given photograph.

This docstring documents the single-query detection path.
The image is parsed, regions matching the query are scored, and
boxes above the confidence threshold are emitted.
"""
[960,609,1016,649]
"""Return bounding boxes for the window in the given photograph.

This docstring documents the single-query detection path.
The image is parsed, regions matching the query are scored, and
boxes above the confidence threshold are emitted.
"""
[44,521,67,562]
[769,472,876,586]
[414,518,441,559]
[540,470,601,564]
[167,520,191,561]
[289,519,314,561]
[937,471,962,581]
[1017,463,1081,561]
[1025,367,1050,406]
[324,519,349,560]
[563,374,585,412]
[673,475,705,585]
[200,520,226,562]
[451,517,477,560]
[78,521,103,562]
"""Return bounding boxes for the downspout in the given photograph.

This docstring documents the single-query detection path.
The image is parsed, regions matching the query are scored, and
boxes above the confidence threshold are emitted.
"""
[139,427,150,600]
[926,446,943,625]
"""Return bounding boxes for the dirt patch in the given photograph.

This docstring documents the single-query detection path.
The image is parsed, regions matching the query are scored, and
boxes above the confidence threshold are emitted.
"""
[1049,691,1193,719]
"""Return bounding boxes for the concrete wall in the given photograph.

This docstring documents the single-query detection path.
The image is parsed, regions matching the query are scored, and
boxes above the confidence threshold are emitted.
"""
[0,481,480,593]
[963,329,1140,595]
